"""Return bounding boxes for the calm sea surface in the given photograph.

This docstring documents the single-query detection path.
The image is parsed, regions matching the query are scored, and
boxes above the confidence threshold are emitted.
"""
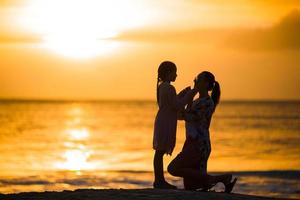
[0,100,299,198]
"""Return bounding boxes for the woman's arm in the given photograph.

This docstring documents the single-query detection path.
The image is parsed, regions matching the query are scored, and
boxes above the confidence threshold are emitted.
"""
[184,101,214,122]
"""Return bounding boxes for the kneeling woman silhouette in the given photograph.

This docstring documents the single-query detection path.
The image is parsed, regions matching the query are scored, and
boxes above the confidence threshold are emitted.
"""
[168,71,237,192]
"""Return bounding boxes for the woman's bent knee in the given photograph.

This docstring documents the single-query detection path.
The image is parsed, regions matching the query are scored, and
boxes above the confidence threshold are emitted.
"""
[167,163,175,175]
[168,152,184,177]
[167,161,182,177]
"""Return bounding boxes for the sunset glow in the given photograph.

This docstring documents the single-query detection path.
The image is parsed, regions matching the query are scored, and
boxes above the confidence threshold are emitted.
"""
[0,0,299,99]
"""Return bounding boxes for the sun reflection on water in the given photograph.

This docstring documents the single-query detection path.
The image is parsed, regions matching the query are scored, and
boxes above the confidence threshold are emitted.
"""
[69,106,83,116]
[56,149,93,171]
[56,123,96,171]
[67,128,89,141]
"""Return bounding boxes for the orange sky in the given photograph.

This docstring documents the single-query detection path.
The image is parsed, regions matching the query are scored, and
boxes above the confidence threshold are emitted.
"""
[0,0,300,100]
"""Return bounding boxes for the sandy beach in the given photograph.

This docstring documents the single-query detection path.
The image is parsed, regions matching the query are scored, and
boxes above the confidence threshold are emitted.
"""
[0,189,292,200]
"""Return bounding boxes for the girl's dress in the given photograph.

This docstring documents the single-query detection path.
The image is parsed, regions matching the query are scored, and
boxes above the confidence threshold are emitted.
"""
[153,82,193,155]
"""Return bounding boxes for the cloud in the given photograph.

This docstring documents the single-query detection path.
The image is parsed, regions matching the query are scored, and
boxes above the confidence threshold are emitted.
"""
[224,9,300,51]
[116,28,223,43]
[190,0,300,7]
[117,9,300,52]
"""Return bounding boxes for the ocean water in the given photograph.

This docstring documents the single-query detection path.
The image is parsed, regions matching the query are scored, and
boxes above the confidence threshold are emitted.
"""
[0,100,299,198]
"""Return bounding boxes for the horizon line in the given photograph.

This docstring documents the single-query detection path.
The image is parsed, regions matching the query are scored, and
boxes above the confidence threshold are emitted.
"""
[0,98,299,103]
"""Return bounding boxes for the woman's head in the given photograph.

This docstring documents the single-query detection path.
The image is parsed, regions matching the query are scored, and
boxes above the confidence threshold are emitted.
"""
[158,61,177,82]
[195,71,215,91]
[195,71,221,107]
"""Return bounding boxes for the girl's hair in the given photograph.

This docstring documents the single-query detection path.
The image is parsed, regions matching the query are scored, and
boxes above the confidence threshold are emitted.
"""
[197,71,221,108]
[156,61,177,104]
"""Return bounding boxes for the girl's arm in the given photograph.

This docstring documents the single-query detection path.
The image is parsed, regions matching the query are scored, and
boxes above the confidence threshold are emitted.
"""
[177,86,191,98]
[167,85,197,111]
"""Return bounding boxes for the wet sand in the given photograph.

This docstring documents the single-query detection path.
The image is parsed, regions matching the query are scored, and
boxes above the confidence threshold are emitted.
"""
[0,189,290,200]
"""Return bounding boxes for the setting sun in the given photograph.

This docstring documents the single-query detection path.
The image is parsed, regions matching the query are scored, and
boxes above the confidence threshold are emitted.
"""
[18,0,150,58]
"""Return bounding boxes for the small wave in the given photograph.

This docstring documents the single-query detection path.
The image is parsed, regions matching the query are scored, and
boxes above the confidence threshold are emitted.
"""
[0,179,51,185]
[215,115,300,120]
[230,170,300,180]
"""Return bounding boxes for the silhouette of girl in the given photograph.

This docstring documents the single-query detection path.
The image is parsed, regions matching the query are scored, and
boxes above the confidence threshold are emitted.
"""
[153,61,197,189]
[168,71,237,192]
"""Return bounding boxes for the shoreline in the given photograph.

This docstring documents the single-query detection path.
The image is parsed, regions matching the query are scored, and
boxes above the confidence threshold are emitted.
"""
[0,189,291,200]
[0,170,299,198]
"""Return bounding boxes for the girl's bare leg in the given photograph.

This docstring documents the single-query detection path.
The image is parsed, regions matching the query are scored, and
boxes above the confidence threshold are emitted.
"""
[153,150,177,189]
